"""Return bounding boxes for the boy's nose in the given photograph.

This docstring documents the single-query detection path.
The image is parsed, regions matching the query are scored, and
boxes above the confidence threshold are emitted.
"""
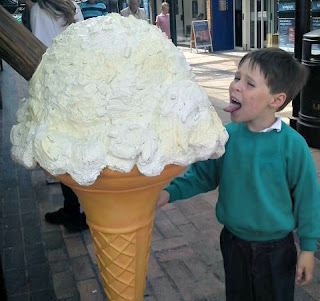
[233,81,242,92]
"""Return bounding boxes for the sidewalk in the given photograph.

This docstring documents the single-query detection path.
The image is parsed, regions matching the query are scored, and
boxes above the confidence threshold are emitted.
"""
[0,47,319,301]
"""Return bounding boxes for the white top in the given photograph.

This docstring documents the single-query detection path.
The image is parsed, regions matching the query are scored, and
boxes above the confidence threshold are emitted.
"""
[260,117,282,132]
[30,2,83,47]
[120,7,147,20]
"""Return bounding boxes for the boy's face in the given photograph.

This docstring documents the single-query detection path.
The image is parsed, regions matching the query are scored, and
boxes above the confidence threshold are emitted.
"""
[226,59,278,132]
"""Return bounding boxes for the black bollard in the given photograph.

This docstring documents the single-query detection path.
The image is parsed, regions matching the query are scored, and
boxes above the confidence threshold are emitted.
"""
[297,29,320,149]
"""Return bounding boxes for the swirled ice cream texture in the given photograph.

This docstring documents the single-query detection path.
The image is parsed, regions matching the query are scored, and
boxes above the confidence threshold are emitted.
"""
[10,14,228,185]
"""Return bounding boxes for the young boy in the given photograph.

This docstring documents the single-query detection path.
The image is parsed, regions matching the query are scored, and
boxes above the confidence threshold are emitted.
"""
[157,48,320,301]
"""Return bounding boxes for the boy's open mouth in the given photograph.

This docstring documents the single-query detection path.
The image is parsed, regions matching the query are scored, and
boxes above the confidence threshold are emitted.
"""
[223,98,241,113]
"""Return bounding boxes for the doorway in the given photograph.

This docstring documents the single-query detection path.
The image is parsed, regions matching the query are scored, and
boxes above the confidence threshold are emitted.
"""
[243,0,278,49]
[234,0,243,48]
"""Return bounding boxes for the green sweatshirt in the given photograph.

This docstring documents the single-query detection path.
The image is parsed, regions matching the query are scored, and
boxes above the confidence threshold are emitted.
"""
[166,122,320,251]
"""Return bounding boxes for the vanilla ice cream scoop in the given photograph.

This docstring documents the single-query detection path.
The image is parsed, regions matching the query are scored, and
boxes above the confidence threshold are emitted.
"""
[10,14,228,185]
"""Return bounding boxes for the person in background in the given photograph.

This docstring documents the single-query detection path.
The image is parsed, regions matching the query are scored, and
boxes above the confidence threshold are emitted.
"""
[156,1,170,39]
[157,48,320,301]
[80,0,107,20]
[120,0,147,20]
[25,0,87,232]
[25,0,83,47]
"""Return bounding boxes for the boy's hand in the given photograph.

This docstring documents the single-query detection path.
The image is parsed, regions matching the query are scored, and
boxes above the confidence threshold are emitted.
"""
[156,190,170,208]
[296,251,314,286]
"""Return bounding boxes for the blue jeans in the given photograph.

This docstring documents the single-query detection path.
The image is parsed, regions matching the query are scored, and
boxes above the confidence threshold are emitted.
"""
[220,227,297,301]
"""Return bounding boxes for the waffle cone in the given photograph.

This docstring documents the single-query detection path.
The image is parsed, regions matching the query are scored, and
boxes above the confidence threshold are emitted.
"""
[52,165,185,301]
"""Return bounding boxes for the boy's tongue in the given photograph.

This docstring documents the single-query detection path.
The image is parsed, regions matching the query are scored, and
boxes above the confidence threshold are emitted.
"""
[223,102,241,113]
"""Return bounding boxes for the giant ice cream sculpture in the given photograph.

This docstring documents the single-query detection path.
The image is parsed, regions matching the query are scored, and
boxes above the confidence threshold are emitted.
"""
[10,14,228,300]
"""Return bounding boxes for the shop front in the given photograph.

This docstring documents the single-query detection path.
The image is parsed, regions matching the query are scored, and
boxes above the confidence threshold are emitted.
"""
[148,1,284,51]
[235,0,278,50]
[152,0,208,45]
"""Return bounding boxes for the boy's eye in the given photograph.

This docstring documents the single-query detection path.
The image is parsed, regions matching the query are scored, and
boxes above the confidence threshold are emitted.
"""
[234,77,240,81]
[247,82,255,87]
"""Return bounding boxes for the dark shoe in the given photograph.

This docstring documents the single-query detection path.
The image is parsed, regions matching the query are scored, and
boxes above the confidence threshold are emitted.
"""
[63,212,89,232]
[45,208,78,225]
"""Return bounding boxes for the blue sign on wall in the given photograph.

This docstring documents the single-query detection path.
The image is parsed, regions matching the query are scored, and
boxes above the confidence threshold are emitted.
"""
[278,3,295,12]
[312,1,320,11]
[279,18,295,53]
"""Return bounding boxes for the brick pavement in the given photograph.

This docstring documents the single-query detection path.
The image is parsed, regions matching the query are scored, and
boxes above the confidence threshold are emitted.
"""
[0,47,319,301]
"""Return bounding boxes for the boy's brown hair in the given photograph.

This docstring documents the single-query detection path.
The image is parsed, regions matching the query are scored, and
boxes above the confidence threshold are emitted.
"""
[239,48,309,111]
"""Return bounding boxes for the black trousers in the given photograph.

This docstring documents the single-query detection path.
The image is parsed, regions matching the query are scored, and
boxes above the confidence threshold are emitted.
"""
[220,227,297,301]
[60,183,80,214]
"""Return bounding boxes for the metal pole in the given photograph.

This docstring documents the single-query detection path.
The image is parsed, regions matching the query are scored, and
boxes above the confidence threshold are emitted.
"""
[168,0,177,45]
[291,0,310,128]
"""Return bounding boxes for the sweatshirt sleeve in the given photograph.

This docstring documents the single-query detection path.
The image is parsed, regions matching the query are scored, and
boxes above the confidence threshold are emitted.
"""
[287,135,320,251]
[165,159,220,203]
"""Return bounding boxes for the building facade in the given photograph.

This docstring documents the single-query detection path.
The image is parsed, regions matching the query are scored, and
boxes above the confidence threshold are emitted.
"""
[148,1,318,51]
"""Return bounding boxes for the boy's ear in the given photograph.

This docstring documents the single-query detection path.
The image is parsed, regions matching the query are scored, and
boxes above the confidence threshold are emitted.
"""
[270,93,286,110]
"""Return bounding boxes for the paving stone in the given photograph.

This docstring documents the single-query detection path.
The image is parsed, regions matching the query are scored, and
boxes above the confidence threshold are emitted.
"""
[0,227,4,250]
[19,198,37,214]
[149,277,182,301]
[3,176,18,192]
[21,211,40,228]
[60,296,81,301]
[3,246,25,271]
[3,214,21,230]
[18,179,34,200]
[76,279,105,301]
[52,271,78,299]
[43,230,64,250]
[155,246,195,262]
[175,196,213,217]
[0,197,4,220]
[144,280,153,298]
[151,237,188,252]
[4,269,29,296]
[155,217,182,238]
[62,228,87,239]
[4,228,23,248]
[30,289,55,301]
[144,296,157,301]
[50,259,72,274]
[178,223,202,243]
[186,212,219,232]
[183,257,209,281]
[162,260,194,287]
[7,293,30,301]
[86,242,98,265]
[82,229,93,246]
[71,256,95,281]
[147,253,164,279]
[295,285,317,301]
[47,247,68,262]
[64,236,87,258]
[28,263,52,292]
[163,207,189,226]
[151,225,163,242]
[25,243,47,266]
[175,277,225,301]
[23,225,42,247]
[3,196,19,216]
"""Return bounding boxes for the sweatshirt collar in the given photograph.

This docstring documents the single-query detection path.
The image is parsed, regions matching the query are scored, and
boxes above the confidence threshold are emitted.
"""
[260,117,282,132]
